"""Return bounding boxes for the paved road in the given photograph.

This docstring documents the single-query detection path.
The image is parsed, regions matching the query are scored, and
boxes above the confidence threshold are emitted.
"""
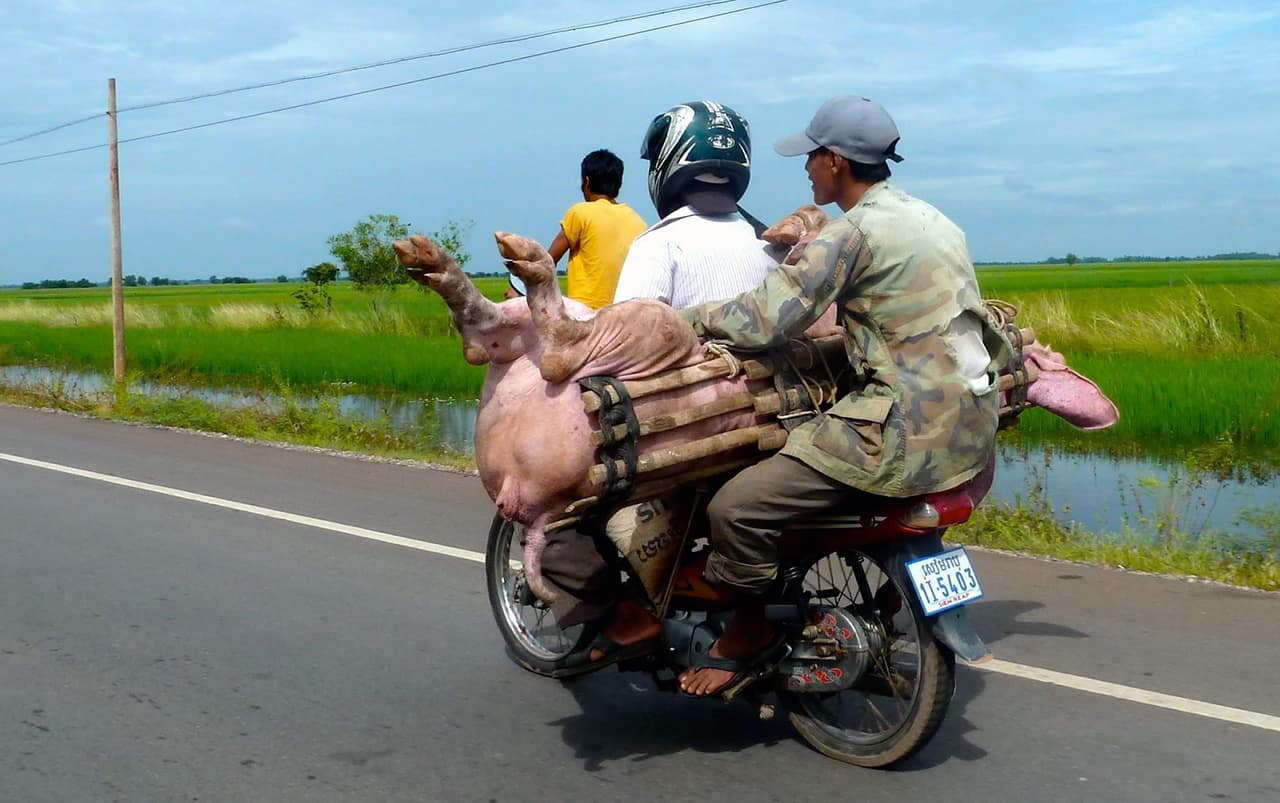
[1,403,1277,802]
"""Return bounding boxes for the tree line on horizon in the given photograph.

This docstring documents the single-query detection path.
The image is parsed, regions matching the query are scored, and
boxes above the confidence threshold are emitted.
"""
[10,243,1277,290]
[977,251,1279,266]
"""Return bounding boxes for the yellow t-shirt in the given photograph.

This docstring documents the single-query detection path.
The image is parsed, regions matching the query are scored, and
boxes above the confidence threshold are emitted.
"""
[561,199,647,309]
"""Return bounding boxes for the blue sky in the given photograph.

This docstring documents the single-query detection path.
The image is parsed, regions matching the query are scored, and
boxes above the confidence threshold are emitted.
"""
[0,0,1277,285]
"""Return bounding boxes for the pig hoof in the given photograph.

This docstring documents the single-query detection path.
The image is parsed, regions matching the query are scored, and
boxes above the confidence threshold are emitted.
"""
[526,573,559,605]
[506,259,554,286]
[762,217,804,246]
[393,235,447,271]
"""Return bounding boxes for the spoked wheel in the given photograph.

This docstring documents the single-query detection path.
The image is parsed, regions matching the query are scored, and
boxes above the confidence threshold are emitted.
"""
[484,513,590,677]
[780,549,956,768]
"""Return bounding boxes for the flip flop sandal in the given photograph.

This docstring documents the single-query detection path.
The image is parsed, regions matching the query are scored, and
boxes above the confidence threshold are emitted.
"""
[680,633,790,701]
[556,629,662,675]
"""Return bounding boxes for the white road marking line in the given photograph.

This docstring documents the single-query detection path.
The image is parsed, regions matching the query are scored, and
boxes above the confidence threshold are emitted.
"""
[5,449,1279,735]
[0,451,484,564]
[972,659,1280,734]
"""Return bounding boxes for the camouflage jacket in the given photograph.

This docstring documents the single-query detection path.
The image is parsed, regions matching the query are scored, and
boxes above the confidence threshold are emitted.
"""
[682,181,1012,497]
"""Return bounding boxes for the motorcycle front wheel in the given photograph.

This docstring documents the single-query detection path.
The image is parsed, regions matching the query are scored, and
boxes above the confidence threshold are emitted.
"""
[484,513,590,677]
[780,548,956,768]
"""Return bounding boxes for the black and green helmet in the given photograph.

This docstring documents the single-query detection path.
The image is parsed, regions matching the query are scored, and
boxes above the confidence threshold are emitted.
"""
[640,100,751,218]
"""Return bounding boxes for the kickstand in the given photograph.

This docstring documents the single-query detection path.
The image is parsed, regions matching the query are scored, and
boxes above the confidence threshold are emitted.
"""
[733,686,777,720]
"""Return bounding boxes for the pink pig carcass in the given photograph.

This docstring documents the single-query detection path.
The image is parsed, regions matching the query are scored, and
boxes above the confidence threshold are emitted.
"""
[394,232,764,602]
[393,226,1117,606]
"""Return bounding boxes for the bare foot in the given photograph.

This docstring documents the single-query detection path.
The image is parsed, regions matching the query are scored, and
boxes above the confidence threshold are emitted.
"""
[678,607,776,697]
[590,599,661,661]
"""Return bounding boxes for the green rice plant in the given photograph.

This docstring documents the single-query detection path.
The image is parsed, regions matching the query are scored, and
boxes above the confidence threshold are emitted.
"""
[208,303,310,329]
[1007,352,1279,471]
[2,263,1275,468]
[977,259,1280,292]
[0,300,168,328]
[0,321,486,397]
[996,284,1280,357]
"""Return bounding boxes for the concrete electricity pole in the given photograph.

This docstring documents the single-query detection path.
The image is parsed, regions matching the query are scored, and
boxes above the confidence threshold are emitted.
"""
[107,78,126,385]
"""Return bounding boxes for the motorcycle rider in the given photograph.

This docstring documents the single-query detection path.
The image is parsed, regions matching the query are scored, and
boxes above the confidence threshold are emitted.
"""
[540,101,782,667]
[613,100,777,307]
[675,94,1012,696]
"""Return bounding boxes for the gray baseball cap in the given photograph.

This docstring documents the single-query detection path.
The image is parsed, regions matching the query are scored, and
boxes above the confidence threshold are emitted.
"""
[774,95,904,164]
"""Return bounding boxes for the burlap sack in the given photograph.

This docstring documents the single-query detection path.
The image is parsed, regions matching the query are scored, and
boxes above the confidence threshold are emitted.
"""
[603,491,695,603]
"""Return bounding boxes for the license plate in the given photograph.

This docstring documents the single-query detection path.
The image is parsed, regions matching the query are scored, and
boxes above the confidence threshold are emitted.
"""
[905,546,984,616]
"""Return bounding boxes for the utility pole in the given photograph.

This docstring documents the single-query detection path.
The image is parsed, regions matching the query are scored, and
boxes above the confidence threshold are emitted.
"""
[107,78,126,386]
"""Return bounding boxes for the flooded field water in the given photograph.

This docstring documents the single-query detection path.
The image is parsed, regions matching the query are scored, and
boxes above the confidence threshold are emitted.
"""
[3,365,1275,541]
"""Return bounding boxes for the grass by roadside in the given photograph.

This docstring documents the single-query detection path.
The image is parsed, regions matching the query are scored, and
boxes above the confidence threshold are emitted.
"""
[950,498,1280,592]
[0,380,475,472]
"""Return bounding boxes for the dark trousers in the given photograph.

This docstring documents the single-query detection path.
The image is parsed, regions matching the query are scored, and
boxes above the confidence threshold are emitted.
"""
[538,526,620,628]
[705,453,866,593]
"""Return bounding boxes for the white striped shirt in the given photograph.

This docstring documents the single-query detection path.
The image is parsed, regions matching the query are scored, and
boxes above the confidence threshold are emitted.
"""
[612,206,777,310]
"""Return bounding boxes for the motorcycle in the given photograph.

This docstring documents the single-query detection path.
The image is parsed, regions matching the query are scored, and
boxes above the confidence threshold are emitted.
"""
[484,473,991,768]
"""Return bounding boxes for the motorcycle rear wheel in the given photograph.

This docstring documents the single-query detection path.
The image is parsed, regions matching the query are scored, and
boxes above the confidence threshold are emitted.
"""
[780,548,956,768]
[485,513,590,677]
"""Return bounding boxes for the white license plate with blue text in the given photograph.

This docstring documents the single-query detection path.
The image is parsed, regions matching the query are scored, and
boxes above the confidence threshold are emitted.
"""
[905,546,984,616]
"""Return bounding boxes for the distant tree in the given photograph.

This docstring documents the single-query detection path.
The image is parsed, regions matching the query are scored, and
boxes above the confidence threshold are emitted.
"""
[123,274,138,287]
[1065,253,1079,266]
[294,261,339,316]
[302,261,339,285]
[276,274,289,284]
[75,278,94,288]
[209,275,219,284]
[428,218,475,271]
[328,214,412,318]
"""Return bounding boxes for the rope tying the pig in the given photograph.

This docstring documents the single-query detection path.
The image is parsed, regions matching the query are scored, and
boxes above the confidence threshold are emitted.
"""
[703,341,743,378]
[984,299,1033,422]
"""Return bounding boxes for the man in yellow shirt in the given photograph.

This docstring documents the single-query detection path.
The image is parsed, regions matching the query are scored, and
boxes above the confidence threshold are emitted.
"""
[547,149,647,309]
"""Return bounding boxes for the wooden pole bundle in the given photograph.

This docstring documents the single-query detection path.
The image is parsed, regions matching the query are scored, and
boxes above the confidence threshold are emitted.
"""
[589,386,805,447]
[559,454,767,521]
[582,335,847,413]
[587,424,785,488]
[567,326,1042,522]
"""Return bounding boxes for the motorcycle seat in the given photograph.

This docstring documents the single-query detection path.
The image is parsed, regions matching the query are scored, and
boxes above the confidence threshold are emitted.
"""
[785,483,976,533]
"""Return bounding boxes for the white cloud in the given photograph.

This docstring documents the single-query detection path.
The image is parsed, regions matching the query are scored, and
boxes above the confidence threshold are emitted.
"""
[977,6,1279,76]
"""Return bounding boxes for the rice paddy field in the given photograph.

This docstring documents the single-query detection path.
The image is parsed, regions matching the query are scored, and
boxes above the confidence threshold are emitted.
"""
[1,260,1278,470]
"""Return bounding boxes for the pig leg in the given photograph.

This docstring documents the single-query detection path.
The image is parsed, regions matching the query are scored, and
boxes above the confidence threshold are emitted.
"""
[762,205,830,266]
[521,515,558,605]
[393,234,503,365]
[494,232,595,383]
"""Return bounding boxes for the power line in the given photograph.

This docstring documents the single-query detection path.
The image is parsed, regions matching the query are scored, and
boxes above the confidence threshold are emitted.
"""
[0,0,754,150]
[0,112,104,149]
[0,0,786,168]
[117,0,750,114]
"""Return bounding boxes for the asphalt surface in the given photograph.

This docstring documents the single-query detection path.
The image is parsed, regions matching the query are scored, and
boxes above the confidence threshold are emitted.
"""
[1,403,1277,802]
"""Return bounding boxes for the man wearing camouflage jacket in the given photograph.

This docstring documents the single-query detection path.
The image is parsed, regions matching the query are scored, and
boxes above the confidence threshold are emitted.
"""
[677,95,1012,697]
